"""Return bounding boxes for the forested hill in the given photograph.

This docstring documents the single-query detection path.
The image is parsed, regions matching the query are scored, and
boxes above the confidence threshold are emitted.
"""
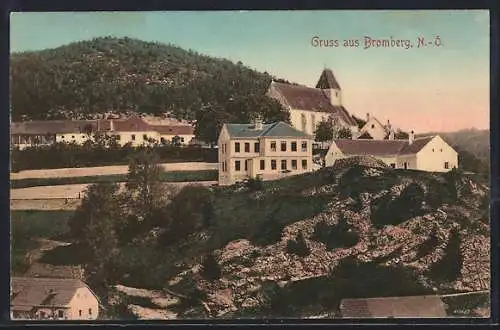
[10,37,290,141]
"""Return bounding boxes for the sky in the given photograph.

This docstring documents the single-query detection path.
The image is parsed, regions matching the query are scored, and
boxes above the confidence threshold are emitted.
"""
[10,10,490,133]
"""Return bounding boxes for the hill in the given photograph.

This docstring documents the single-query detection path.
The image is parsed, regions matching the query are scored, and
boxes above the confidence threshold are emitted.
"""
[32,160,490,319]
[10,37,290,143]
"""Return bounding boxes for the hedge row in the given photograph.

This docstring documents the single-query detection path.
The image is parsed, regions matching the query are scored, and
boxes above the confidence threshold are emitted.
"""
[11,143,218,171]
[11,170,218,189]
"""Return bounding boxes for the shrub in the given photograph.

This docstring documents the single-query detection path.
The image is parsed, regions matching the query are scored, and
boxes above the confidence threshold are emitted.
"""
[201,253,221,281]
[415,233,440,259]
[245,177,264,191]
[428,228,463,283]
[312,219,359,250]
[286,231,310,257]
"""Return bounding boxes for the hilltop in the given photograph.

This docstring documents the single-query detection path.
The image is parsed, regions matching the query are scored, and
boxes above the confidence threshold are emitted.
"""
[26,159,490,319]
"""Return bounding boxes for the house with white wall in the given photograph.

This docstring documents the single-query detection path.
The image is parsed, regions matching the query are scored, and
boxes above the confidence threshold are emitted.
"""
[267,68,359,138]
[11,277,100,320]
[218,118,314,186]
[325,132,458,172]
[357,113,394,140]
[10,115,195,149]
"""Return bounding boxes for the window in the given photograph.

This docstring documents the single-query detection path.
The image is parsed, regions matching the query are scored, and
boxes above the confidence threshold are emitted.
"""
[116,135,121,141]
[245,142,250,152]
[161,137,165,144]
[291,159,297,170]
[271,141,277,152]
[281,141,287,151]
[404,162,408,169]
[61,136,65,139]
[79,310,82,317]
[89,308,92,316]
[301,141,307,152]
[440,148,443,152]
[281,159,287,170]
[81,135,85,139]
[58,310,64,318]
[235,160,241,171]
[291,141,297,152]
[131,134,136,141]
[311,114,316,130]
[181,137,185,142]
[432,148,435,152]
[143,134,148,141]
[71,135,75,139]
[301,114,307,132]
[371,124,375,129]
[271,159,277,170]
[302,159,308,170]
[444,162,449,169]
[244,160,248,171]
[254,142,260,153]
[260,159,265,170]
[235,142,240,152]
[390,163,396,168]
[40,311,46,319]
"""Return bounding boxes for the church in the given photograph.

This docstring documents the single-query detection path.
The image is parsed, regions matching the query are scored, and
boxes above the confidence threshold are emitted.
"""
[267,68,360,136]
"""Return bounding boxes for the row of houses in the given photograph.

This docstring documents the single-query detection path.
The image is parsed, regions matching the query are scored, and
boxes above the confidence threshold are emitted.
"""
[10,115,197,149]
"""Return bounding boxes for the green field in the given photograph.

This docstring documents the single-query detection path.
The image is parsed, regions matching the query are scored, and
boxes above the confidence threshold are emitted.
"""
[11,210,73,275]
[11,170,218,189]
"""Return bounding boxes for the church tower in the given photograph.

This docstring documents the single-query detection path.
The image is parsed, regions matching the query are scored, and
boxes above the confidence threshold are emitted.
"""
[316,68,342,106]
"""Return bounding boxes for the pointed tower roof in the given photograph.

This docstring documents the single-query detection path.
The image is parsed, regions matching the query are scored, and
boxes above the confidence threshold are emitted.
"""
[315,68,341,90]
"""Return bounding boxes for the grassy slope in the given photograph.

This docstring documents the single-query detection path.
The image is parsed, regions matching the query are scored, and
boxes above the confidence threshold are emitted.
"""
[11,210,73,275]
[11,170,218,189]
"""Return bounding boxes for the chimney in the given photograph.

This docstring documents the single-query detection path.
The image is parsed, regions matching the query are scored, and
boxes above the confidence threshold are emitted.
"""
[254,116,263,130]
[366,113,370,122]
[409,130,415,145]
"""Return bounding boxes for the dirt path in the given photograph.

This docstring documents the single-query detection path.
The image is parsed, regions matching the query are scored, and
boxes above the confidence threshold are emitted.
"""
[11,162,218,180]
[24,238,84,279]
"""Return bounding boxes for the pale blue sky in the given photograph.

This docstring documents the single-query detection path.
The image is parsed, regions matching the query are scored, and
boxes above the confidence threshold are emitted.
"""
[10,10,490,132]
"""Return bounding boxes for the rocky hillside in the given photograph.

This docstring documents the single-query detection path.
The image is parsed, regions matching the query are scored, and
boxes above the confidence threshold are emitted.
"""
[109,163,490,319]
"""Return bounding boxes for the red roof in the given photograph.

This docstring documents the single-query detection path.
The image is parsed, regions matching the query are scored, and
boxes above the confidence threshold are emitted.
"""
[151,125,194,135]
[271,82,357,126]
[334,136,434,156]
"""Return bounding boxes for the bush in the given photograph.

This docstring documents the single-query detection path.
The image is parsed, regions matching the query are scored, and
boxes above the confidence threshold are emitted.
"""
[245,177,264,191]
[415,233,440,259]
[201,253,222,281]
[312,219,359,250]
[428,228,463,283]
[286,231,310,257]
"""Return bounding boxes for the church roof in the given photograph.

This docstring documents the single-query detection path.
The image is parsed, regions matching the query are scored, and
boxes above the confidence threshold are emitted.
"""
[316,68,342,90]
[224,121,313,139]
[271,82,357,126]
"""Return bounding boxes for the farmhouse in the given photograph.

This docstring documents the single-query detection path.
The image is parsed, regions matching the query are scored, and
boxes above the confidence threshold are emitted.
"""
[11,277,100,320]
[10,115,195,149]
[357,113,394,140]
[324,132,458,172]
[267,68,359,137]
[340,295,447,318]
[218,118,314,186]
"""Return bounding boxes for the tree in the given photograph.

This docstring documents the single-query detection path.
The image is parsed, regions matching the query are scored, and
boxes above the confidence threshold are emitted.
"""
[314,120,335,142]
[336,127,352,139]
[429,228,463,283]
[160,185,214,245]
[125,149,165,219]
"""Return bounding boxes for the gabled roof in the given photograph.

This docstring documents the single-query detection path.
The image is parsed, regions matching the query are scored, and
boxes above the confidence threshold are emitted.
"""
[315,68,341,90]
[10,120,96,135]
[270,82,357,126]
[11,277,96,310]
[340,295,447,318]
[224,121,313,139]
[149,125,194,135]
[333,136,435,156]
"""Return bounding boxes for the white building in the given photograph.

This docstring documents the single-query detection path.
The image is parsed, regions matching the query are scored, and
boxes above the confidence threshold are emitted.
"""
[218,118,314,186]
[357,113,393,140]
[267,68,359,137]
[10,115,195,149]
[325,132,459,172]
[11,277,100,320]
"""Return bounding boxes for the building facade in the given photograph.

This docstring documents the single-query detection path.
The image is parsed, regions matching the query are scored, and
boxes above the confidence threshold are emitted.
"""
[218,119,314,186]
[11,277,100,320]
[325,133,458,172]
[11,115,195,149]
[267,68,359,137]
